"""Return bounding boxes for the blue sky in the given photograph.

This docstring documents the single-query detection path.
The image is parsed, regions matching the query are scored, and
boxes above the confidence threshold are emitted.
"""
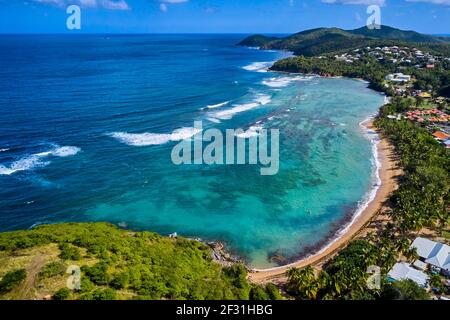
[0,0,449,34]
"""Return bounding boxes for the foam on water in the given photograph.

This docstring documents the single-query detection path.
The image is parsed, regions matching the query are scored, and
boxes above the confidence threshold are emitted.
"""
[170,127,202,141]
[242,61,272,73]
[214,103,260,120]
[262,76,313,88]
[254,94,271,105]
[206,117,221,124]
[111,132,172,146]
[50,146,81,157]
[203,101,230,110]
[111,127,202,147]
[213,94,272,120]
[235,125,264,138]
[0,146,81,176]
[0,148,9,152]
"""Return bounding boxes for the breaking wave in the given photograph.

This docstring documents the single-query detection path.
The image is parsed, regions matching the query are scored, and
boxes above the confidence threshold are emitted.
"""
[110,127,202,147]
[0,146,81,176]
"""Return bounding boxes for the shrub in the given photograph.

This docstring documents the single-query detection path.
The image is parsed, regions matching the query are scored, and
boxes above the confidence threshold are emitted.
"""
[39,261,66,279]
[58,243,81,261]
[82,262,110,285]
[249,285,269,300]
[110,272,129,290]
[265,283,283,300]
[390,279,429,300]
[0,269,27,294]
[53,288,71,300]
[92,288,117,300]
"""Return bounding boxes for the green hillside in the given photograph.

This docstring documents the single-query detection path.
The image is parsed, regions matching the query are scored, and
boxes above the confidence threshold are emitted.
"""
[0,223,282,300]
[348,25,450,43]
[238,25,450,56]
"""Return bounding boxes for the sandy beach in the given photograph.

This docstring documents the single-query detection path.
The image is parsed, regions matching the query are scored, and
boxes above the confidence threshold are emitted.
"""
[248,120,401,284]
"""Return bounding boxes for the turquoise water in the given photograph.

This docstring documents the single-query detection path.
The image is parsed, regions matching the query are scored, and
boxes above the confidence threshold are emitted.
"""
[0,35,384,268]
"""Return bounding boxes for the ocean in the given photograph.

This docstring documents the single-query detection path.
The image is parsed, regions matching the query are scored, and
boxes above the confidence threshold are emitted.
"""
[0,34,385,268]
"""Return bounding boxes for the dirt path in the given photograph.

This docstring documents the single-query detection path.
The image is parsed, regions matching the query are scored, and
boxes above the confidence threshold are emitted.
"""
[13,255,46,300]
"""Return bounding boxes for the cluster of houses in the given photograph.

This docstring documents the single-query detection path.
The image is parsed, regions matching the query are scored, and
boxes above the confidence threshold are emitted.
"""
[388,237,450,298]
[404,109,450,148]
[334,44,450,148]
[331,46,449,101]
[432,131,450,149]
[335,45,444,68]
[404,109,450,123]
[385,108,450,148]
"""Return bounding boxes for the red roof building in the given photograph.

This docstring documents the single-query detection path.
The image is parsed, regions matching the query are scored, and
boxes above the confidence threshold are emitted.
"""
[432,131,449,140]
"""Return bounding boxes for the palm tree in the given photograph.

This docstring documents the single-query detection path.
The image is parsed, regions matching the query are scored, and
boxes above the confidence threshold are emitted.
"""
[395,236,411,255]
[405,247,419,263]
[287,266,319,300]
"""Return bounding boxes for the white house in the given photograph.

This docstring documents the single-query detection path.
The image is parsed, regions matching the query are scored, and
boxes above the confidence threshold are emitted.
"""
[388,262,429,287]
[385,73,411,83]
[411,237,450,275]
[413,260,427,271]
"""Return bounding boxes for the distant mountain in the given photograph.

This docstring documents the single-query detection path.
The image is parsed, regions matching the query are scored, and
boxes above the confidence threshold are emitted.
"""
[348,25,450,43]
[238,25,450,56]
[238,34,280,47]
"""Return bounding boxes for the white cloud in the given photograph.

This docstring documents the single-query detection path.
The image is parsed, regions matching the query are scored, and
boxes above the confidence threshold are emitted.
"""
[78,0,97,7]
[160,3,168,12]
[33,0,66,7]
[157,0,189,12]
[322,0,386,5]
[204,6,218,13]
[32,0,131,10]
[406,0,450,5]
[101,0,130,10]
[160,0,189,3]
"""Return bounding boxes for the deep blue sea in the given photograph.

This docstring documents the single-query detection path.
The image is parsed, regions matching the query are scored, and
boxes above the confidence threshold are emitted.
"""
[0,34,385,267]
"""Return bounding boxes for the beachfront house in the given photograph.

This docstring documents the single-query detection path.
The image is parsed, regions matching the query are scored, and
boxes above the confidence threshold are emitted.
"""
[432,131,450,141]
[411,237,450,276]
[388,262,429,287]
[385,73,411,83]
[444,140,450,149]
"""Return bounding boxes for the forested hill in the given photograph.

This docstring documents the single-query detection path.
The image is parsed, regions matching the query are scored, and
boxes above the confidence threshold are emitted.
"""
[0,223,282,300]
[238,25,450,56]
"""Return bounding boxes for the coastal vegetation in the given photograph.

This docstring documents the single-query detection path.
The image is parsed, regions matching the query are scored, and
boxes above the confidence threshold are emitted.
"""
[381,279,429,300]
[0,223,282,300]
[271,55,450,98]
[0,269,27,294]
[271,55,396,95]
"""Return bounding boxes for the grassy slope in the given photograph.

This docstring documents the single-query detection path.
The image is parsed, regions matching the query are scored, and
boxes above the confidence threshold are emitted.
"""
[0,222,276,300]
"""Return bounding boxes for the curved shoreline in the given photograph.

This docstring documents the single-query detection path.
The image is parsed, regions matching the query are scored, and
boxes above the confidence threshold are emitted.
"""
[248,120,399,283]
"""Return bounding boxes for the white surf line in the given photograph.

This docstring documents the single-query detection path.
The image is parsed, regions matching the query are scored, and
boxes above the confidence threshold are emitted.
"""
[0,146,81,176]
[110,127,202,147]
